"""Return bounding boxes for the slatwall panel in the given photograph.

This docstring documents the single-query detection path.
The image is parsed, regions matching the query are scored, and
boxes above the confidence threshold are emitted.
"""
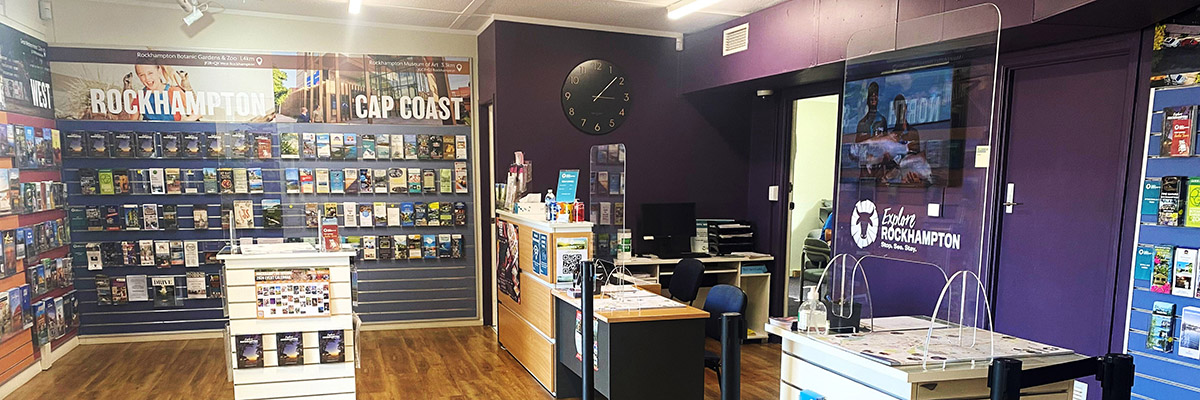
[60,120,477,336]
[280,123,476,324]
[1125,85,1200,399]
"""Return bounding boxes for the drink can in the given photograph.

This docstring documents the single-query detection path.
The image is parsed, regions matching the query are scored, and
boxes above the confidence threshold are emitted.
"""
[573,201,585,222]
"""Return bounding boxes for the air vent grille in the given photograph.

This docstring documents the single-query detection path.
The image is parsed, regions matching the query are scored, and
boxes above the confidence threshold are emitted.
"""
[722,23,749,56]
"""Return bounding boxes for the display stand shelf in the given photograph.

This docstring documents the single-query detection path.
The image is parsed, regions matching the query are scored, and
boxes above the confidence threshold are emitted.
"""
[219,248,357,400]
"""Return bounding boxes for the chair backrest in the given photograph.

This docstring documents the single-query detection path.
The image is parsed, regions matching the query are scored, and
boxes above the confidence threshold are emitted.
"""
[668,258,705,304]
[803,238,832,266]
[702,284,747,341]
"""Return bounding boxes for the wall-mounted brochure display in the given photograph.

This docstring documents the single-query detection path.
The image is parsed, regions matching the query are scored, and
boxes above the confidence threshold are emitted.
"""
[0,23,73,385]
[1125,82,1200,400]
[0,113,74,388]
[50,45,479,333]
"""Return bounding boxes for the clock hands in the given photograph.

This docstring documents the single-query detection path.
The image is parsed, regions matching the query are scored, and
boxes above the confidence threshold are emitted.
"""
[593,77,618,102]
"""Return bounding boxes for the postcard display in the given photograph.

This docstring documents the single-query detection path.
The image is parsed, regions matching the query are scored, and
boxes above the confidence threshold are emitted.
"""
[53,49,478,336]
[219,250,357,399]
[1123,41,1200,399]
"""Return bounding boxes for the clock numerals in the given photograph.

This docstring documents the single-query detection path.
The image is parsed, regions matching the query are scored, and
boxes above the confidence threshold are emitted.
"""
[563,59,629,135]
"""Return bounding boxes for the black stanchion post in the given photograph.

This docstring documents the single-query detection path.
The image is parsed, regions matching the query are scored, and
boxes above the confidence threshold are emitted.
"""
[988,358,1022,400]
[581,260,595,400]
[1100,353,1135,400]
[720,312,740,400]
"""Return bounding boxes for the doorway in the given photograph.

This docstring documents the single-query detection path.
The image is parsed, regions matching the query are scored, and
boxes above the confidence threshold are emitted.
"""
[784,94,839,316]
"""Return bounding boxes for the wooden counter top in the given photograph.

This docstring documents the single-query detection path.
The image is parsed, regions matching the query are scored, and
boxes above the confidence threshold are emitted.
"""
[553,288,709,323]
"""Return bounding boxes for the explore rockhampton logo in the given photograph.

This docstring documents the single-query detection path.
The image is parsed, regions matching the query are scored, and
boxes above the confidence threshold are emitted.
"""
[850,200,879,248]
[849,199,962,253]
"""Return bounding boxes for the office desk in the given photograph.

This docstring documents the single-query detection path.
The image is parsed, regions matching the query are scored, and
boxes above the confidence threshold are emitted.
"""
[619,255,773,339]
[765,324,1084,400]
[552,289,709,400]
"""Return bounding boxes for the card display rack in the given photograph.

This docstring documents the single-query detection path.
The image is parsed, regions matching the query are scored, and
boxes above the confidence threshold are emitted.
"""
[220,250,357,400]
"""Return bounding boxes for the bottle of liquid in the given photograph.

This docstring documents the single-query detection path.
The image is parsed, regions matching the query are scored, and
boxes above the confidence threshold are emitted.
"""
[797,287,828,335]
[544,189,556,221]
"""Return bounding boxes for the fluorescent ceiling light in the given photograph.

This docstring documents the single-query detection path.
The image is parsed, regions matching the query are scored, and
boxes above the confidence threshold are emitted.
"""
[667,0,723,20]
[348,0,361,14]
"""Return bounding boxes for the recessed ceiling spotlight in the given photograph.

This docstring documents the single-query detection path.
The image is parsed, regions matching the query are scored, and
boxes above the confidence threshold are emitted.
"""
[667,0,723,20]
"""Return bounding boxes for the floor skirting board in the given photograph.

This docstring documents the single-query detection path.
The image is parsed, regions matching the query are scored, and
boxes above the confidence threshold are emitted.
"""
[78,329,224,344]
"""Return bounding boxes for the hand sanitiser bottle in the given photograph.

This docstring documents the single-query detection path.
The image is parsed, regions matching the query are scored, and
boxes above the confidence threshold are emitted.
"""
[797,287,828,334]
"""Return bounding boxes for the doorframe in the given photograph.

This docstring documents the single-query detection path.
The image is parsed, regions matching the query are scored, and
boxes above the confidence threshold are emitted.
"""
[479,99,497,326]
[985,31,1146,354]
[773,80,844,316]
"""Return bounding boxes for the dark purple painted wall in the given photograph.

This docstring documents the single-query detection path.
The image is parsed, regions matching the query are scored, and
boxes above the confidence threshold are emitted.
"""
[679,0,1198,94]
[478,24,497,103]
[484,21,752,233]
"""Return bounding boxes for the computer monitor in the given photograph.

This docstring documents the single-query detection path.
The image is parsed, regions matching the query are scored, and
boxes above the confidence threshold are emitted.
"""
[639,203,696,258]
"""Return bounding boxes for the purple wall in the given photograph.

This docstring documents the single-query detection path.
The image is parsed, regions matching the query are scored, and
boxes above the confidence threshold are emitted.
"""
[478,24,497,103]
[484,21,752,233]
[679,0,1198,94]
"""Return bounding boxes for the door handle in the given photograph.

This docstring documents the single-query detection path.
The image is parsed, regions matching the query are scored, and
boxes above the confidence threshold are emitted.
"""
[1002,202,1023,207]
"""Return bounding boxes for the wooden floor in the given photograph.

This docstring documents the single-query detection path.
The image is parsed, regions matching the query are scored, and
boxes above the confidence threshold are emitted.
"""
[8,327,781,400]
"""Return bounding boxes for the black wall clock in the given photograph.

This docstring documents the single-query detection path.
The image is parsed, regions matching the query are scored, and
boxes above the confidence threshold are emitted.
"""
[562,59,629,135]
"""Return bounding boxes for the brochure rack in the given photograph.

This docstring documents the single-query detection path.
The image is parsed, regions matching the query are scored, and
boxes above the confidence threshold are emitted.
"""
[219,249,357,400]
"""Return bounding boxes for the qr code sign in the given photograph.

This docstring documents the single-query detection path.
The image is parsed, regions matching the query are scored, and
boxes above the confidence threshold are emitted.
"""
[562,253,583,274]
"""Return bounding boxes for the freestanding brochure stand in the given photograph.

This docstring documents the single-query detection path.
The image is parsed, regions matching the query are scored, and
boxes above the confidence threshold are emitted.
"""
[219,247,358,400]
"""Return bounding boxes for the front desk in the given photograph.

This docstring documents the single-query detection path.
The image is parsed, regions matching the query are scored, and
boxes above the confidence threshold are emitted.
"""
[495,210,594,393]
[765,324,1084,400]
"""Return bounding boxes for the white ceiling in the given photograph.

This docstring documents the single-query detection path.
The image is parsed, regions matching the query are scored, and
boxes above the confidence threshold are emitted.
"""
[171,0,788,34]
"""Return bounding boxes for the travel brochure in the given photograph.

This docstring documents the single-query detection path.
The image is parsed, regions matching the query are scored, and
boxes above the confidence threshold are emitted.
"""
[65,131,468,161]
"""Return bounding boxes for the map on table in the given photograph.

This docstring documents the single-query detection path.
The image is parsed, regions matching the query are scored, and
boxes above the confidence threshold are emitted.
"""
[811,328,1072,366]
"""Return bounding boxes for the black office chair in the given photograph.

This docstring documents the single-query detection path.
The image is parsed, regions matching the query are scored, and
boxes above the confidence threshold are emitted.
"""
[668,258,705,305]
[702,284,747,379]
[801,238,832,287]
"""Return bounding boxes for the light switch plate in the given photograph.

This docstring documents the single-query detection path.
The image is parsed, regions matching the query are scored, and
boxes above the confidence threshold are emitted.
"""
[927,203,941,217]
[768,185,779,202]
